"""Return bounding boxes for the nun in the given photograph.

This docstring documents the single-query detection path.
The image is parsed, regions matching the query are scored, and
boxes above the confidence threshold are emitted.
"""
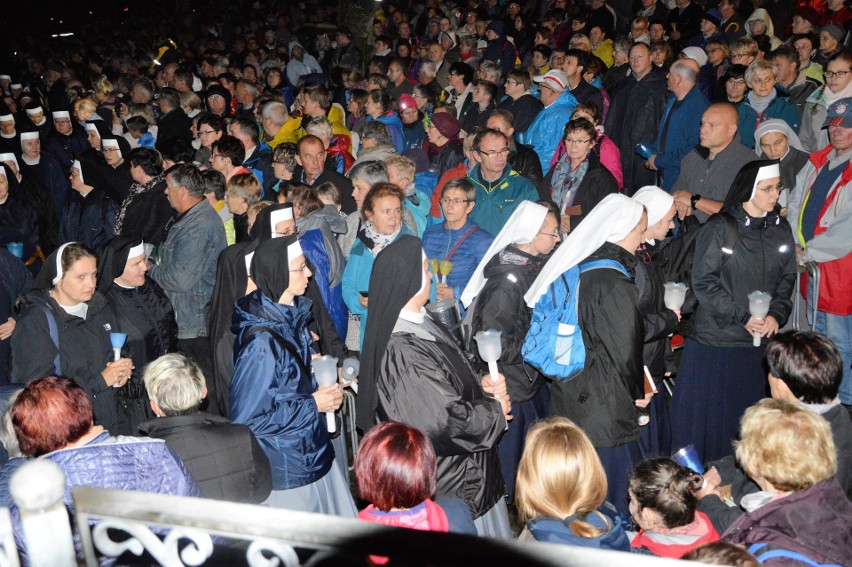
[59,159,117,255]
[524,193,649,517]
[229,235,356,516]
[98,237,178,432]
[359,235,513,538]
[0,153,59,255]
[670,160,796,463]
[10,242,133,434]
[631,186,679,457]
[753,119,809,213]
[97,135,134,204]
[0,163,40,265]
[461,200,560,500]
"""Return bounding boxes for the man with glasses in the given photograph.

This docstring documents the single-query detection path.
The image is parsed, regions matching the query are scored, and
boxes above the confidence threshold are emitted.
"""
[497,70,543,136]
[787,98,852,416]
[801,52,852,152]
[467,128,538,236]
[524,69,577,173]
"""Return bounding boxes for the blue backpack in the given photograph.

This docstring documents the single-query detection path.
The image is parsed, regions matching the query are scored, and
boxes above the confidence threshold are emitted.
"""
[522,259,629,381]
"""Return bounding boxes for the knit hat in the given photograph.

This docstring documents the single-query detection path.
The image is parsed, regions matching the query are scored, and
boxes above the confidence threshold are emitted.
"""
[822,24,844,44]
[430,112,461,139]
[702,9,722,29]
[796,7,820,29]
[486,20,505,37]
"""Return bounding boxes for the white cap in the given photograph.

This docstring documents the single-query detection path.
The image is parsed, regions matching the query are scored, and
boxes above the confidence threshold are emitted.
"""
[19,132,39,141]
[0,75,10,81]
[269,207,294,238]
[0,153,18,168]
[25,106,43,116]
[0,114,13,122]
[84,122,99,134]
[52,111,71,120]
[72,160,83,184]
[10,84,22,90]
[287,240,303,261]
[127,241,146,259]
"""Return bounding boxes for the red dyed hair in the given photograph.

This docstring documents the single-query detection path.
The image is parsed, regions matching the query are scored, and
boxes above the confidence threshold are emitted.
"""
[12,377,94,457]
[355,422,437,511]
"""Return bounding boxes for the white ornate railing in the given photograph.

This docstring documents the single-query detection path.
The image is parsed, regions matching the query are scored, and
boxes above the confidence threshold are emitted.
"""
[3,460,693,566]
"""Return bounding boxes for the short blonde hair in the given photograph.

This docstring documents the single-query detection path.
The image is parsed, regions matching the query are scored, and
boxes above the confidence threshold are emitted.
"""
[735,399,836,492]
[143,353,206,416]
[180,91,202,113]
[74,97,98,117]
[516,417,609,538]
[226,172,262,205]
[385,155,416,185]
[745,59,775,87]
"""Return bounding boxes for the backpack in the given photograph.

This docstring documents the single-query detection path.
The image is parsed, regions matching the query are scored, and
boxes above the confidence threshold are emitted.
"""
[522,259,629,382]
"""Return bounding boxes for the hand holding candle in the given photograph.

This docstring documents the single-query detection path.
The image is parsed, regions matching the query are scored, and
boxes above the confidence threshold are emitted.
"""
[439,259,454,284]
[312,355,339,433]
[747,291,771,347]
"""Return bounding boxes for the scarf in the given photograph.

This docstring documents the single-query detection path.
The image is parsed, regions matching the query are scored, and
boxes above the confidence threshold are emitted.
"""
[746,89,776,115]
[549,155,589,212]
[115,173,166,234]
[364,221,401,256]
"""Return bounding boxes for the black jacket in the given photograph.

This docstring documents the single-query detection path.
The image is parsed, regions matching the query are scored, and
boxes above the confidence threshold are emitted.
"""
[375,316,506,518]
[688,206,796,348]
[139,412,272,503]
[116,178,173,246]
[156,109,193,149]
[98,161,133,204]
[509,143,543,187]
[497,93,543,134]
[59,188,117,255]
[11,290,128,435]
[549,243,644,448]
[539,152,618,227]
[470,246,546,403]
[635,240,680,379]
[431,140,466,181]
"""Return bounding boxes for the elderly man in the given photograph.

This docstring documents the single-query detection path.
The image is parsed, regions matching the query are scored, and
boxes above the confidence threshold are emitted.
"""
[672,103,757,223]
[646,58,709,192]
[295,135,355,213]
[523,70,577,173]
[486,109,543,185]
[787,98,852,412]
[149,165,226,413]
[260,101,302,148]
[605,42,668,195]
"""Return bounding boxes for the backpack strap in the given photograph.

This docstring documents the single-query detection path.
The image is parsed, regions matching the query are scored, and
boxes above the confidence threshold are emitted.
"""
[239,325,312,379]
[580,258,630,278]
[747,543,840,567]
[38,305,61,376]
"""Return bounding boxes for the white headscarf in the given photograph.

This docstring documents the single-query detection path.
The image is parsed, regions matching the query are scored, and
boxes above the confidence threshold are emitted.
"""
[461,200,548,307]
[525,194,644,308]
[632,185,674,244]
[753,119,804,157]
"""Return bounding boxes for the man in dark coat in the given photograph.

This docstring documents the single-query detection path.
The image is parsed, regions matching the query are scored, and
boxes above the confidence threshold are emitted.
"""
[154,88,192,150]
[497,70,543,137]
[605,42,668,195]
[140,353,272,503]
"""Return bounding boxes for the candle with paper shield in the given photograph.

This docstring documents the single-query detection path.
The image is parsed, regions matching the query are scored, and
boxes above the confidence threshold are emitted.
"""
[109,333,128,389]
[429,258,440,281]
[473,329,502,383]
[663,282,688,311]
[439,259,454,284]
[312,355,339,433]
[747,290,771,347]
[341,357,359,394]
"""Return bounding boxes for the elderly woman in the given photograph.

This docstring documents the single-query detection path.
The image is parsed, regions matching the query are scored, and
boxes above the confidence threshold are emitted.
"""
[753,119,809,213]
[670,161,796,463]
[140,353,271,503]
[525,194,650,516]
[721,399,851,565]
[97,237,178,431]
[541,118,618,233]
[342,183,414,350]
[359,235,512,538]
[738,60,800,149]
[11,243,134,435]
[230,235,355,515]
[461,201,560,500]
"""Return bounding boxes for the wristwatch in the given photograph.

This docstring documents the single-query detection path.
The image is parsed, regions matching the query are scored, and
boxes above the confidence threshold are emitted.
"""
[690,193,702,209]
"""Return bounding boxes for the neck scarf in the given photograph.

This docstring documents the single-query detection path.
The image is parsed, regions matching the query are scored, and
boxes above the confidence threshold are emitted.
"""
[115,173,166,234]
[549,155,589,212]
[747,89,776,114]
[364,221,402,256]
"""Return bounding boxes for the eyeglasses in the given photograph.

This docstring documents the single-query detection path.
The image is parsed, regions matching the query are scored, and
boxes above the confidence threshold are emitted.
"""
[825,70,850,79]
[289,261,309,272]
[276,227,300,237]
[756,183,783,193]
[198,129,217,135]
[102,148,119,153]
[440,197,470,206]
[211,153,224,159]
[727,78,747,86]
[477,147,510,156]
[564,138,591,145]
[538,230,560,238]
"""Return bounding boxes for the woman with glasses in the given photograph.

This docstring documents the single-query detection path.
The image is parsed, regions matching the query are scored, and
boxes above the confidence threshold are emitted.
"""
[461,200,560,500]
[670,161,796,464]
[193,113,225,170]
[230,234,356,516]
[541,118,617,234]
[737,60,800,150]
[800,51,852,152]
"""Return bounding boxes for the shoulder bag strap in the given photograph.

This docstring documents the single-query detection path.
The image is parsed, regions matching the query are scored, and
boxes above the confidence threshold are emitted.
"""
[38,305,62,376]
[445,226,480,262]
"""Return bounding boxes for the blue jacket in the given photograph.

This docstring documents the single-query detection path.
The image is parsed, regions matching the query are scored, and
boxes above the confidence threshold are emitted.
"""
[230,291,334,490]
[649,86,710,192]
[149,200,227,339]
[521,90,578,173]
[738,93,801,150]
[527,504,631,552]
[243,142,276,199]
[374,113,406,154]
[467,164,539,237]
[342,227,413,347]
[422,220,493,301]
[300,228,348,340]
[59,189,117,255]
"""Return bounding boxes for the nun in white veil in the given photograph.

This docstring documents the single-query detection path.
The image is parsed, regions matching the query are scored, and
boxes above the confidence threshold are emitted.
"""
[525,193,649,517]
[461,200,560,500]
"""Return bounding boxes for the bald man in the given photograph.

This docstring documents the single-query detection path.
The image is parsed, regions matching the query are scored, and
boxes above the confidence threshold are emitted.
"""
[672,103,757,223]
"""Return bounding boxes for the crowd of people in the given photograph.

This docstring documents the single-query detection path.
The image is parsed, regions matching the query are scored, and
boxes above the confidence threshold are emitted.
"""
[0,0,850,564]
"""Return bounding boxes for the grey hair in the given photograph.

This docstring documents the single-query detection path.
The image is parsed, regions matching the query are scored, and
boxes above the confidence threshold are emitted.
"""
[0,390,22,458]
[305,116,334,142]
[262,101,288,128]
[419,61,437,80]
[745,59,775,86]
[348,160,388,186]
[143,353,206,416]
[478,61,501,83]
[671,59,699,84]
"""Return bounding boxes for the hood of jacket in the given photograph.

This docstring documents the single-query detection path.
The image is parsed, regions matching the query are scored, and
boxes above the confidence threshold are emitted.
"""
[232,289,313,342]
